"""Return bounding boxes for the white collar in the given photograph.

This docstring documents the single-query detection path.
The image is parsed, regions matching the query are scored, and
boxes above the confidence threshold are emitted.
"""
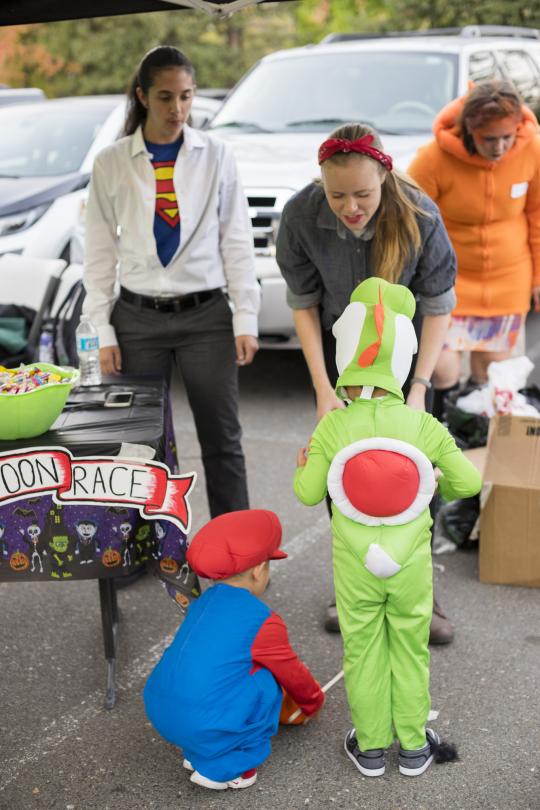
[130,123,205,158]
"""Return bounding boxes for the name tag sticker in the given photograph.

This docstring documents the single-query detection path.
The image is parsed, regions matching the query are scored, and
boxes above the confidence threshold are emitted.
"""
[511,182,528,199]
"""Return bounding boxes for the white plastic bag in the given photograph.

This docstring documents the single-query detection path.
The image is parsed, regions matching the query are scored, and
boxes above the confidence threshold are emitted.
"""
[456,386,493,417]
[456,356,540,418]
[488,356,539,416]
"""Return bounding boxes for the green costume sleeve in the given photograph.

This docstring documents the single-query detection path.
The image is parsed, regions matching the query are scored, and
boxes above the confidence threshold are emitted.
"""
[422,414,482,502]
[293,419,332,506]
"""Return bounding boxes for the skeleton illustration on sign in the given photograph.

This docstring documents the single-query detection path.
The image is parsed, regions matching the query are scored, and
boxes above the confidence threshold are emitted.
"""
[19,523,46,574]
[113,520,135,567]
[0,522,6,562]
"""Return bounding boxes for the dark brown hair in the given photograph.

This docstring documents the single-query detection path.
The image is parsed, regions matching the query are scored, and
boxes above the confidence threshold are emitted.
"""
[459,80,522,155]
[124,46,195,136]
[321,123,429,283]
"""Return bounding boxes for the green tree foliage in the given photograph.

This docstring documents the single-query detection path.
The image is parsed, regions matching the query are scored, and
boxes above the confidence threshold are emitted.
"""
[293,0,387,42]
[0,0,538,96]
[290,0,540,38]
[375,0,540,30]
[0,5,297,96]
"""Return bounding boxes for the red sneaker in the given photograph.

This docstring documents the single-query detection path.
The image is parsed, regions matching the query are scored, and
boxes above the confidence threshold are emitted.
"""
[228,768,258,789]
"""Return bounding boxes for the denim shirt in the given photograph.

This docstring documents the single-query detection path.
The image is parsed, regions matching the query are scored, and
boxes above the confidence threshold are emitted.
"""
[276,183,456,331]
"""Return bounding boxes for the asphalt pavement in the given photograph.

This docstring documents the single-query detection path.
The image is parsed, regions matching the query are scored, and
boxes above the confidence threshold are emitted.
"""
[1,327,540,810]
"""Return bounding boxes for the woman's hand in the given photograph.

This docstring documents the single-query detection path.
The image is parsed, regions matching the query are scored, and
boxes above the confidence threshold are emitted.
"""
[533,286,540,312]
[235,335,259,366]
[296,445,309,467]
[100,346,122,375]
[316,388,345,421]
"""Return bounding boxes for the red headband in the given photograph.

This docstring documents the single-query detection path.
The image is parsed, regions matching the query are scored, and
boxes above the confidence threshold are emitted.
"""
[318,134,393,171]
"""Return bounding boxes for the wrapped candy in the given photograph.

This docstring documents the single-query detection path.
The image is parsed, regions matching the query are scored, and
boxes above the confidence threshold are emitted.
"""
[0,365,71,396]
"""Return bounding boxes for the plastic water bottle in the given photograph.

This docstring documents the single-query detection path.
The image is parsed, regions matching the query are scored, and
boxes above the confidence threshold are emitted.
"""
[38,330,55,364]
[75,315,102,386]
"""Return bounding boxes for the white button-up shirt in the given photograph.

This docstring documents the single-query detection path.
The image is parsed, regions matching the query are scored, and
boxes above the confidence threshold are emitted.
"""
[83,124,260,347]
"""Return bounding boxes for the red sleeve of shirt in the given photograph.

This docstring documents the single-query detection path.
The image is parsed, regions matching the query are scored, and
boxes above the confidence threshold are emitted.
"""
[250,612,325,716]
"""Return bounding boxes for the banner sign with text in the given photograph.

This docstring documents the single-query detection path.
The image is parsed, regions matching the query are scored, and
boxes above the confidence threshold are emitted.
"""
[0,448,196,534]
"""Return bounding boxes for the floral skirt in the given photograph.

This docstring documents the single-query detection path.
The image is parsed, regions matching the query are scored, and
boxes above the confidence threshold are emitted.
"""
[443,314,523,353]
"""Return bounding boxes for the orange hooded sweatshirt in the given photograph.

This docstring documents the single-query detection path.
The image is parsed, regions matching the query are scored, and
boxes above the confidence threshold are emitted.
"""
[408,95,540,317]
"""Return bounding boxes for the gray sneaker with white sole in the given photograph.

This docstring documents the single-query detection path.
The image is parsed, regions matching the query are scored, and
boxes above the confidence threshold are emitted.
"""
[399,728,441,776]
[344,728,385,777]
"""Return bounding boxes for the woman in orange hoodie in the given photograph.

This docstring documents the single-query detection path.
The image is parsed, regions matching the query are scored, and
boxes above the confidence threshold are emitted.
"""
[408,80,540,416]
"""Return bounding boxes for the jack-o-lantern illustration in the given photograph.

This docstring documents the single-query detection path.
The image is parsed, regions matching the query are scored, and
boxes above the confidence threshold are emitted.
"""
[160,557,179,575]
[10,550,30,572]
[102,547,122,568]
[175,592,190,609]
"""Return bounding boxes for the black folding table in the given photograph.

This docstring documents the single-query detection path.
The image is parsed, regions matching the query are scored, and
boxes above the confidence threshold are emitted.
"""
[0,376,199,708]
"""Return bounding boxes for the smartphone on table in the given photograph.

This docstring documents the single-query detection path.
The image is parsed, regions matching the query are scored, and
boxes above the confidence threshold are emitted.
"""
[104,390,134,408]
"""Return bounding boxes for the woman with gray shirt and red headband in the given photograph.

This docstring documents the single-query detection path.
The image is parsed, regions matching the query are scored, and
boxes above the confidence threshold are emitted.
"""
[276,123,457,643]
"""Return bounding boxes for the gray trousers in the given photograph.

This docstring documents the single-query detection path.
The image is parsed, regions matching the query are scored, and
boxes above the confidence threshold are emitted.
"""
[112,292,249,517]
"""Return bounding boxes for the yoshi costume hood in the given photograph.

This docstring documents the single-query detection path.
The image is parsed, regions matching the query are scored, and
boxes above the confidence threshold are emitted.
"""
[333,277,418,402]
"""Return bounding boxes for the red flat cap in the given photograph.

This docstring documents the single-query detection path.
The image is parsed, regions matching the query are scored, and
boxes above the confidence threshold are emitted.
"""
[186,509,287,580]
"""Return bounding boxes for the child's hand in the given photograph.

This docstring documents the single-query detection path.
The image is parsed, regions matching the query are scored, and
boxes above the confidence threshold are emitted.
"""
[303,707,323,725]
[296,446,309,467]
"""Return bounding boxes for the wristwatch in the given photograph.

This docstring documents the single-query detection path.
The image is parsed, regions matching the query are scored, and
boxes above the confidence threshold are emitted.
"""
[410,376,432,389]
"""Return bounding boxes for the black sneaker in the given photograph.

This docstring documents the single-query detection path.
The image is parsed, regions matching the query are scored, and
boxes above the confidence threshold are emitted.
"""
[344,728,385,777]
[324,602,340,633]
[399,727,458,776]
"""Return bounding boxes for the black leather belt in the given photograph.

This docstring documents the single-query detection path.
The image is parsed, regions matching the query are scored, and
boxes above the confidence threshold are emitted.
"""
[120,286,221,313]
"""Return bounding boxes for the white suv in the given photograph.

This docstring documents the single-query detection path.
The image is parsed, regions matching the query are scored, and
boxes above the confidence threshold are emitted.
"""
[208,25,540,346]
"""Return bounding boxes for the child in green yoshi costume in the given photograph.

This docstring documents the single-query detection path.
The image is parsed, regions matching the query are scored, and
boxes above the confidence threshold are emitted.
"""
[294,277,482,778]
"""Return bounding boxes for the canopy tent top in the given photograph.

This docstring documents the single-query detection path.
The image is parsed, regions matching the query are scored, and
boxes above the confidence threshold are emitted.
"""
[0,0,286,26]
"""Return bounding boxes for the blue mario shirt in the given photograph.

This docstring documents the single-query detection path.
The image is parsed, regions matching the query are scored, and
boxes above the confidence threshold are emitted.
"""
[144,582,323,782]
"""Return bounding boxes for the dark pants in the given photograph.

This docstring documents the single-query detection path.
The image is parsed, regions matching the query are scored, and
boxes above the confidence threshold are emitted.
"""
[112,292,249,518]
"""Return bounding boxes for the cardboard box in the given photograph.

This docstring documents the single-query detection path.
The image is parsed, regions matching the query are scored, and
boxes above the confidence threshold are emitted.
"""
[479,414,540,587]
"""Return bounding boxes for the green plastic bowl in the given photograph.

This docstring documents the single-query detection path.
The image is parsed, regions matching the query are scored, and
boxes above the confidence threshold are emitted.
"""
[0,363,81,440]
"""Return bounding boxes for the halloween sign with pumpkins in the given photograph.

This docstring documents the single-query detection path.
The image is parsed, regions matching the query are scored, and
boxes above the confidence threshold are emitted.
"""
[0,447,196,534]
[0,448,199,599]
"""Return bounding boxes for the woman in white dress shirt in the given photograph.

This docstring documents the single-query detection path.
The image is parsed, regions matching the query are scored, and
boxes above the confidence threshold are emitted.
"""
[83,46,260,517]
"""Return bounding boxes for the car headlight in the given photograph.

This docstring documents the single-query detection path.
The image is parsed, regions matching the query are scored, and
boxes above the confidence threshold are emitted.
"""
[0,203,50,237]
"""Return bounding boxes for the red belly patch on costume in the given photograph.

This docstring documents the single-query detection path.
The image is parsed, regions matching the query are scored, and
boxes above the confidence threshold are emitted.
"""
[342,450,420,517]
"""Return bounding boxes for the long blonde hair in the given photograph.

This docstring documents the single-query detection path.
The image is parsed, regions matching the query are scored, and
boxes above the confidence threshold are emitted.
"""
[321,123,430,283]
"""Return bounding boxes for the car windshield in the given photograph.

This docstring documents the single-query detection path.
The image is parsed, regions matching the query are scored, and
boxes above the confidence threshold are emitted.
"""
[0,102,116,177]
[210,50,458,135]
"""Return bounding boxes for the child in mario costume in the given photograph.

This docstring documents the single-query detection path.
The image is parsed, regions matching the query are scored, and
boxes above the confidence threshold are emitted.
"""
[294,277,481,778]
[143,509,325,791]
